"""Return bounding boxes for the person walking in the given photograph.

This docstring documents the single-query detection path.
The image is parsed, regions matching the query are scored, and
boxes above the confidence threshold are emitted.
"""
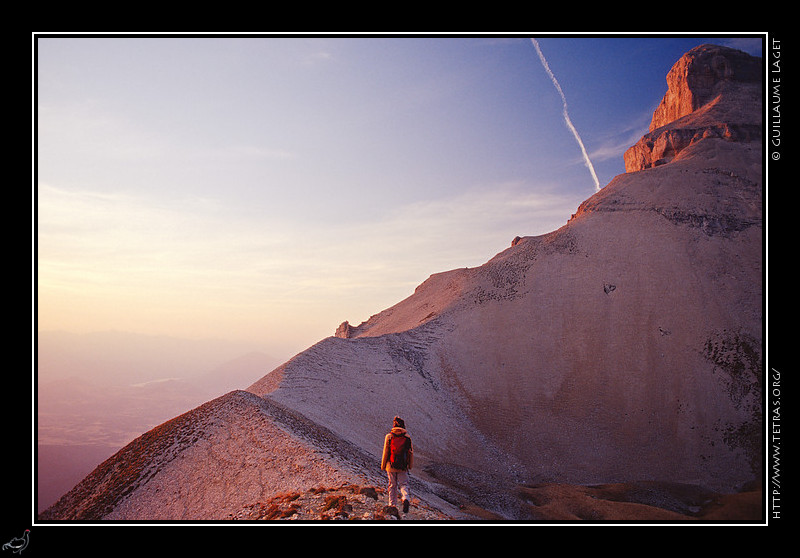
[381,416,414,514]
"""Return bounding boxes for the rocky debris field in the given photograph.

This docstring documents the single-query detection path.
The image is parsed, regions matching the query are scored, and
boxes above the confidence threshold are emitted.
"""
[229,481,454,521]
[227,477,764,522]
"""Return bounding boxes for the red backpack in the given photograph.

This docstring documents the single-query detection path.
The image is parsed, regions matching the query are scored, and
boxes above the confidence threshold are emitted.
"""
[389,433,411,469]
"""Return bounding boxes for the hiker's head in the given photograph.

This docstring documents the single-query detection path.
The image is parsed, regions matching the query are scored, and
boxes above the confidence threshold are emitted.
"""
[393,416,405,428]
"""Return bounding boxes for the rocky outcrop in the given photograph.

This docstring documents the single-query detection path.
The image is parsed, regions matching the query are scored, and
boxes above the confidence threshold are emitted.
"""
[649,44,761,131]
[624,44,762,172]
[335,320,354,338]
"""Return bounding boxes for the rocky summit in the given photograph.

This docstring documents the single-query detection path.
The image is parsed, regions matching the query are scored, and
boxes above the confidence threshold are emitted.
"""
[39,44,763,522]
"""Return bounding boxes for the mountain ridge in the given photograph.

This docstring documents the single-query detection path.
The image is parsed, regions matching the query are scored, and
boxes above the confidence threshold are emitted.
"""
[39,43,764,522]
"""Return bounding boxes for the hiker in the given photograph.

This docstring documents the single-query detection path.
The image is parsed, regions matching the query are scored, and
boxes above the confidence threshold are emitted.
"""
[380,416,414,514]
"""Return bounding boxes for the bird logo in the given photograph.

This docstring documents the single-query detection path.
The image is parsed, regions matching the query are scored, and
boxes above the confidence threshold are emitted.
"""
[2,530,29,554]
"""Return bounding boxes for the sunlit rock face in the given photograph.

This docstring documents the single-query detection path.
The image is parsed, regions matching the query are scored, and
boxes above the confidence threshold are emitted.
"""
[624,44,762,172]
[41,44,763,521]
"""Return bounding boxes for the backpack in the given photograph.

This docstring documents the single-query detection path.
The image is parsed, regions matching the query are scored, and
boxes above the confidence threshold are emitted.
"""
[389,433,411,469]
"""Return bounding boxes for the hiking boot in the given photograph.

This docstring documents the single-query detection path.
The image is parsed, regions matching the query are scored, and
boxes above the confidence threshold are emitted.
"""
[402,499,410,514]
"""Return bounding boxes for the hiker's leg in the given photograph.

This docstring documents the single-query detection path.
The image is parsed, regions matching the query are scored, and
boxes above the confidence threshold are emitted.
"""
[396,470,410,505]
[387,471,399,507]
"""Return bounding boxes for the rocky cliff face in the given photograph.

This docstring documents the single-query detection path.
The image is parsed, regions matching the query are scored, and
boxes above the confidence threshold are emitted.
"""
[624,44,762,172]
[40,44,763,521]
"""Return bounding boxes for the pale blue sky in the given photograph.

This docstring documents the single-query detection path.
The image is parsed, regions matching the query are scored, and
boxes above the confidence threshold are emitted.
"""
[35,34,764,359]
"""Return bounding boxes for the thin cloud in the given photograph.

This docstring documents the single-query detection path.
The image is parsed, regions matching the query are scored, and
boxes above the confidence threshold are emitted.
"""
[304,50,334,65]
[220,145,298,161]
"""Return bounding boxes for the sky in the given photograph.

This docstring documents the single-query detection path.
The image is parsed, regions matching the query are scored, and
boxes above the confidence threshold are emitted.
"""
[35,33,765,361]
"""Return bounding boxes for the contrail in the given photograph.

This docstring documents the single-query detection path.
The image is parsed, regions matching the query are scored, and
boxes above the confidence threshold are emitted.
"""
[530,38,601,192]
